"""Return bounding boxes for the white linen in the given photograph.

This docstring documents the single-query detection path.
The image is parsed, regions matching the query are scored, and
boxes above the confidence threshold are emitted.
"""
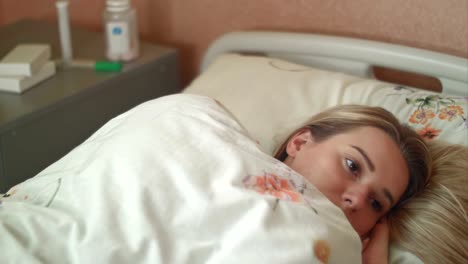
[0,94,361,264]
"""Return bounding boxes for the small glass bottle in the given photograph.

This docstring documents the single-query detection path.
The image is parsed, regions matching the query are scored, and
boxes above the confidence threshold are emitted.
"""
[103,0,139,61]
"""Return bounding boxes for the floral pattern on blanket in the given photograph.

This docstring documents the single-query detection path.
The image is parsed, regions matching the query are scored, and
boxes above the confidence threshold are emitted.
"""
[242,172,331,263]
[242,169,320,215]
[0,178,62,208]
[387,87,468,142]
[242,173,303,202]
[314,240,331,264]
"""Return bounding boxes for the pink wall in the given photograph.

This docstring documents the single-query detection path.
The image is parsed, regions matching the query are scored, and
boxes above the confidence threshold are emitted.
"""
[1,0,56,24]
[1,0,467,85]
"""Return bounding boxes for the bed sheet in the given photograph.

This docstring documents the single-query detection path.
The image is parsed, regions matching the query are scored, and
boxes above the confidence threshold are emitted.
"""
[0,94,361,263]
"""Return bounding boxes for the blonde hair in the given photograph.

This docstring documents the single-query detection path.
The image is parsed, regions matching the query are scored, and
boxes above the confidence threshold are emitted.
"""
[389,141,468,263]
[274,104,431,211]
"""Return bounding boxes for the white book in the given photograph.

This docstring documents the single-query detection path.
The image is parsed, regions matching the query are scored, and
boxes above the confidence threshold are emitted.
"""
[0,61,56,93]
[0,44,51,76]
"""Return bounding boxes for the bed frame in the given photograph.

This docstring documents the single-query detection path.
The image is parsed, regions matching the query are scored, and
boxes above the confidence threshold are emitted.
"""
[201,31,468,96]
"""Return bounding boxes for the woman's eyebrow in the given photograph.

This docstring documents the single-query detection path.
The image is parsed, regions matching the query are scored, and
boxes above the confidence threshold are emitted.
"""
[350,145,375,172]
[383,188,395,206]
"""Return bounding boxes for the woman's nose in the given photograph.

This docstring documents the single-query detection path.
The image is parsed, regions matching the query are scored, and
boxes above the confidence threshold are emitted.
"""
[342,185,369,211]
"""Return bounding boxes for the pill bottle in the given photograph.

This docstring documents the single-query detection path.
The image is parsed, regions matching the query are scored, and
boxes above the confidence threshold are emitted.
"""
[103,0,139,61]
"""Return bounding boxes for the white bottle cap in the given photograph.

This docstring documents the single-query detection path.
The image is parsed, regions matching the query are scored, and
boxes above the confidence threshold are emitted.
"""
[106,0,130,12]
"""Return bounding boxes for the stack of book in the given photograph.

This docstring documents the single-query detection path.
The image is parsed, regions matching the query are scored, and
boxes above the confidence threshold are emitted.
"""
[0,44,56,93]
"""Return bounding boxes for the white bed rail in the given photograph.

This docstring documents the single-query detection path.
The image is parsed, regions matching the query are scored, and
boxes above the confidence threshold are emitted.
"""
[201,31,468,96]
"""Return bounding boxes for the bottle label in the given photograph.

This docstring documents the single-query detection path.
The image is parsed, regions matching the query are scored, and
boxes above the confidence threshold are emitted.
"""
[106,22,130,55]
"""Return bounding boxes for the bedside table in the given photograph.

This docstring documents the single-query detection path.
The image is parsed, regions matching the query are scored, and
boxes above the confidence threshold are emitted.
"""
[0,20,181,192]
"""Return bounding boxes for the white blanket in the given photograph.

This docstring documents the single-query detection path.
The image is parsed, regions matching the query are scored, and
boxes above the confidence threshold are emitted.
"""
[0,94,361,263]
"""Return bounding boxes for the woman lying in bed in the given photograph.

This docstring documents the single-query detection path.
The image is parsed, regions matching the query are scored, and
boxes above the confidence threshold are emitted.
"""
[274,105,467,264]
[273,104,430,263]
[0,94,463,263]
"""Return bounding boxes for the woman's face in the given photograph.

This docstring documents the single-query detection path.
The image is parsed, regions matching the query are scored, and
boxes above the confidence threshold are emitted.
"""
[284,126,409,239]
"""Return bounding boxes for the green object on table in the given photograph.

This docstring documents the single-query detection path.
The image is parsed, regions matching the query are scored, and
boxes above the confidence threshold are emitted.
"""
[94,61,122,72]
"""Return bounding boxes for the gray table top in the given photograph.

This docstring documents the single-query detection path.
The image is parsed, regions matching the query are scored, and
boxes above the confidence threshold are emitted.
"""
[0,19,175,133]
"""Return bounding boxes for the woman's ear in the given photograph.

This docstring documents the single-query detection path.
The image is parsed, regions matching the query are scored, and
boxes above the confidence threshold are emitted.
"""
[285,129,314,158]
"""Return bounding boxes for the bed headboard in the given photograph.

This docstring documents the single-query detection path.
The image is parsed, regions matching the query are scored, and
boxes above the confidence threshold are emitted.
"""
[201,31,468,96]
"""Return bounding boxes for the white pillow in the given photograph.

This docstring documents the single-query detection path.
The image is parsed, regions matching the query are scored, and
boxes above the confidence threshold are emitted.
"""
[184,54,468,155]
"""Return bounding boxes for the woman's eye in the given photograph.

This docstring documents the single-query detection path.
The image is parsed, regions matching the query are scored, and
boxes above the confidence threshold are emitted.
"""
[345,159,360,175]
[371,199,383,212]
